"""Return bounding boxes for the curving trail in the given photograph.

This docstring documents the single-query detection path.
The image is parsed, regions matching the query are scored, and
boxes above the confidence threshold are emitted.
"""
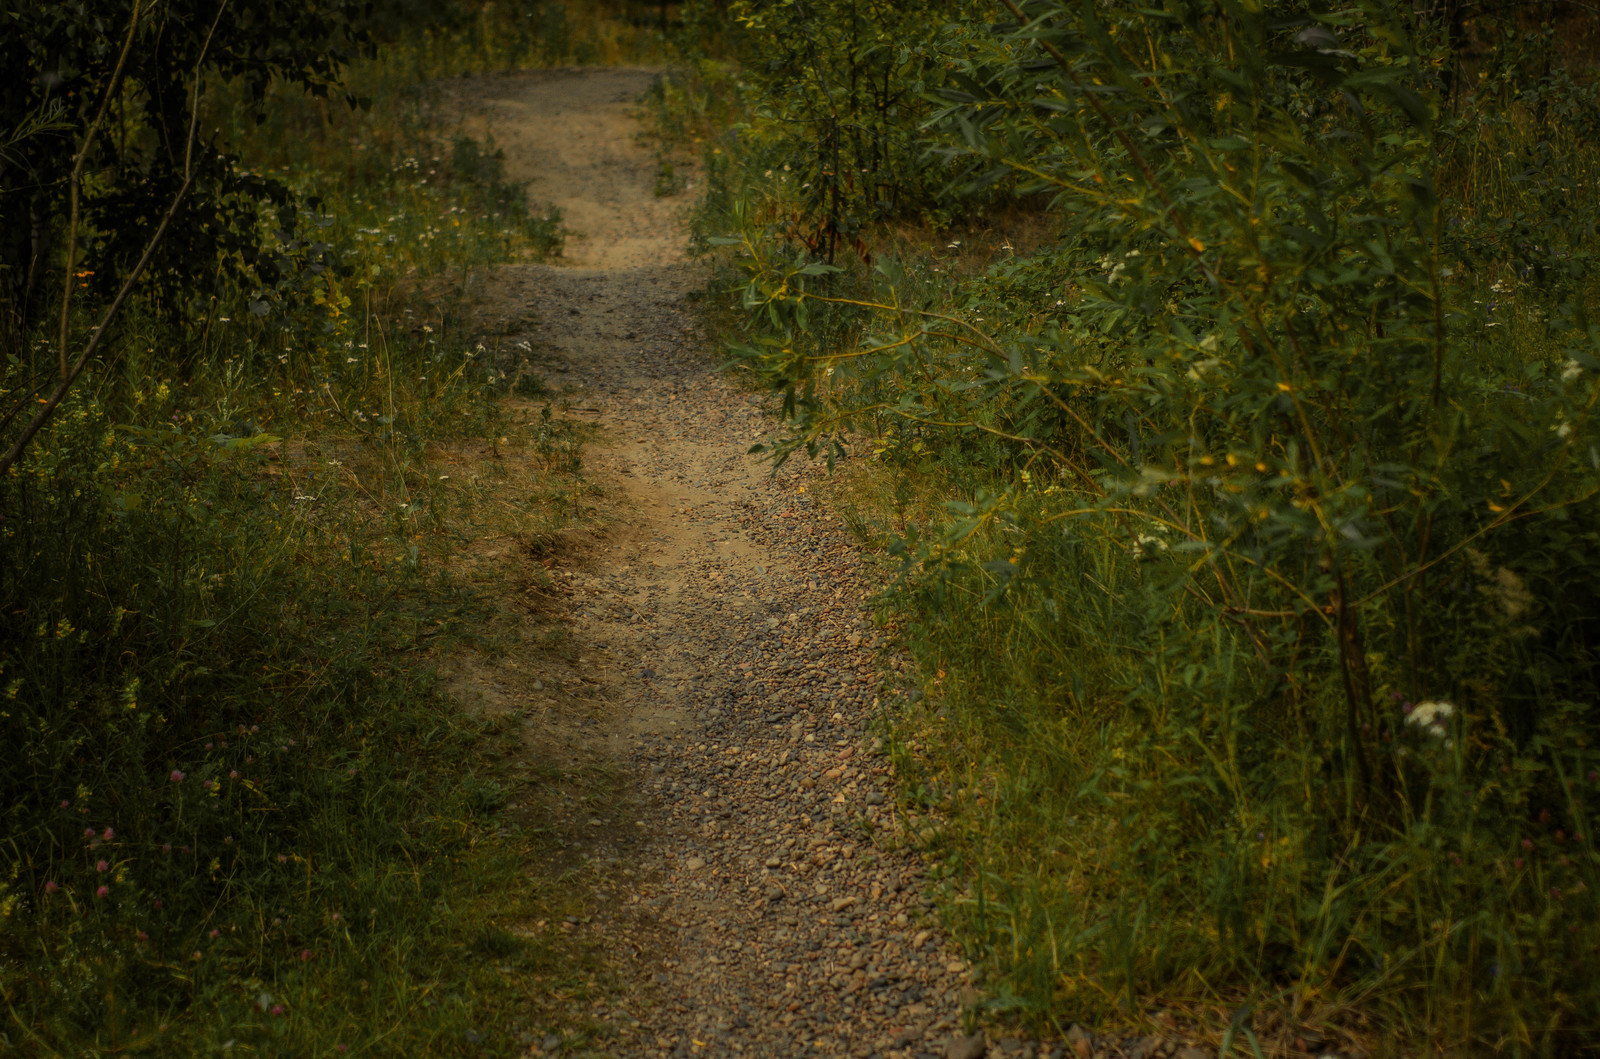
[452,67,1020,1059]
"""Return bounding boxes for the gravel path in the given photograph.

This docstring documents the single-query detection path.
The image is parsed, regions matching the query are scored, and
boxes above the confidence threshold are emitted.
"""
[458,67,1103,1059]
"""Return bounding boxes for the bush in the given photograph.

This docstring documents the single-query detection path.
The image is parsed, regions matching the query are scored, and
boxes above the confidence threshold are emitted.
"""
[696,0,1600,1049]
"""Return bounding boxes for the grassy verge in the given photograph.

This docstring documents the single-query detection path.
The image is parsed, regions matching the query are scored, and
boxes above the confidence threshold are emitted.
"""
[657,4,1600,1054]
[0,9,658,1055]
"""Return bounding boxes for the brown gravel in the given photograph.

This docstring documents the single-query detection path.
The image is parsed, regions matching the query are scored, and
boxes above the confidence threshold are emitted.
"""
[451,66,1204,1059]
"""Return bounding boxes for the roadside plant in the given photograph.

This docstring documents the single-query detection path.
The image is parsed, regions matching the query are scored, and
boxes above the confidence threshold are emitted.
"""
[699,0,1600,1047]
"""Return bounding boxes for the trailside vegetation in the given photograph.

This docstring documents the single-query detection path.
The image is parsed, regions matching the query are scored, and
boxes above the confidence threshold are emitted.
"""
[0,2,655,1052]
[676,0,1600,1051]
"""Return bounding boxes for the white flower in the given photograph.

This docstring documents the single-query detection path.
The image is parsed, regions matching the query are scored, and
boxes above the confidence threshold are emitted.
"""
[1562,359,1583,382]
[1128,533,1168,557]
[1406,700,1455,739]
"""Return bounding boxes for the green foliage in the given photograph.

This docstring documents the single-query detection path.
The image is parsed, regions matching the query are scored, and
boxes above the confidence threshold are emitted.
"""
[0,0,374,346]
[693,0,1600,1049]
[696,0,992,260]
[0,5,598,1052]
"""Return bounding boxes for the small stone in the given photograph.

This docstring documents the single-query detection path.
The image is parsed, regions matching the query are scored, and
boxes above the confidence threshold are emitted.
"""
[531,679,545,691]
[1129,1036,1164,1059]
[865,791,885,805]
[684,857,705,870]
[945,1032,987,1059]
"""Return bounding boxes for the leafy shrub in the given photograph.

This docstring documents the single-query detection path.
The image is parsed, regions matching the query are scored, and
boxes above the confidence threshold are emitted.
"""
[698,0,1600,1048]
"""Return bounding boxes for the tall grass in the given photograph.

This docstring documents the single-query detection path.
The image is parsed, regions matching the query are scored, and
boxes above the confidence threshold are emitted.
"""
[0,7,627,1053]
[676,0,1600,1051]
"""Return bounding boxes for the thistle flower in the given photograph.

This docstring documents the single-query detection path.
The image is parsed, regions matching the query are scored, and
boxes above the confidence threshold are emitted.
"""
[96,885,110,898]
[170,769,185,783]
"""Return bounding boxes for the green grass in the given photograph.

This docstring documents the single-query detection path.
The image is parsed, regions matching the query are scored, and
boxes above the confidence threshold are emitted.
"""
[665,3,1600,1053]
[0,7,659,1054]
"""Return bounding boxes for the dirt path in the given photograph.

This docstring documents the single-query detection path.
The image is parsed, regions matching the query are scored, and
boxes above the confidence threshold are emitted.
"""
[450,67,1045,1059]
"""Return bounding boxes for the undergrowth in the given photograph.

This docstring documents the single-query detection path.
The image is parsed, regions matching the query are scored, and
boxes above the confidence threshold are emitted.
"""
[668,0,1600,1053]
[0,3,659,1054]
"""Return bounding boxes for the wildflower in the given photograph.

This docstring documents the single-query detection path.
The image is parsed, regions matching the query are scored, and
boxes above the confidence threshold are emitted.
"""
[1129,533,1168,557]
[271,1005,285,1016]
[84,827,96,839]
[1522,838,1533,850]
[193,951,202,961]
[96,860,108,872]
[1562,359,1583,382]
[300,949,312,961]
[44,881,58,894]
[162,844,172,855]
[96,885,110,898]
[1513,857,1524,869]
[1404,700,1454,739]
[277,854,288,863]
[170,769,185,783]
[209,929,220,938]
[60,800,70,808]
[230,770,239,779]
[136,930,148,942]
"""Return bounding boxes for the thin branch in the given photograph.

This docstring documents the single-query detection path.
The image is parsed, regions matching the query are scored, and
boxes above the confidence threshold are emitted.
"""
[57,0,145,381]
[3,0,228,479]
